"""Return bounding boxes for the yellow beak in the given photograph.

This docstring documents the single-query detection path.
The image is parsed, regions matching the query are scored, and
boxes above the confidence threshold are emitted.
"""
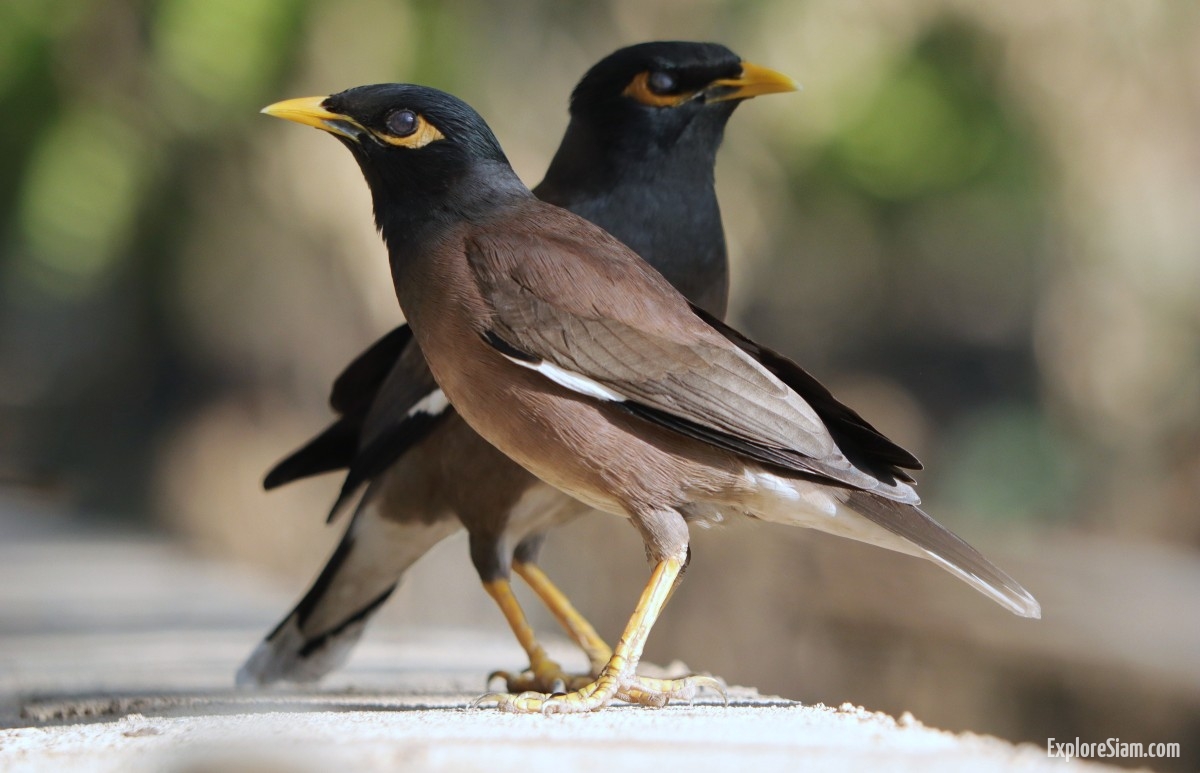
[261,96,365,141]
[706,61,799,103]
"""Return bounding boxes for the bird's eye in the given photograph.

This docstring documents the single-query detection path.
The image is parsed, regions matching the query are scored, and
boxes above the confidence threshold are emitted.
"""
[373,109,446,148]
[623,71,689,107]
[647,71,677,95]
[387,109,418,137]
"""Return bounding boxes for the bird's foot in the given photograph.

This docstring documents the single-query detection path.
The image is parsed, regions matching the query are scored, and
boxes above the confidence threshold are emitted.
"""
[617,673,728,707]
[474,666,725,713]
[486,652,592,695]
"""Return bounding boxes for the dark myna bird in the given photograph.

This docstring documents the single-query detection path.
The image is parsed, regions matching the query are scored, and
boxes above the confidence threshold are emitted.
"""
[256,83,1040,712]
[239,42,798,691]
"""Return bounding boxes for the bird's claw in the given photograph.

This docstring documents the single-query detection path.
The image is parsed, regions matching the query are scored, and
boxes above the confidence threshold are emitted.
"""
[486,665,581,695]
[470,691,506,709]
[474,671,726,713]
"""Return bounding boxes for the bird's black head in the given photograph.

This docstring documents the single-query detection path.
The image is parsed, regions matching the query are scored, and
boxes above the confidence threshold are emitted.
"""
[565,41,796,156]
[265,83,508,165]
[263,84,520,236]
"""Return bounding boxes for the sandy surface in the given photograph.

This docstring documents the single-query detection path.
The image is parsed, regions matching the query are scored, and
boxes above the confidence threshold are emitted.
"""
[0,506,1118,772]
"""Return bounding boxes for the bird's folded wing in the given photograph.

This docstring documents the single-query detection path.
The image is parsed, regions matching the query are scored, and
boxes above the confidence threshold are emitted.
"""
[467,222,917,503]
[354,336,446,452]
[690,305,922,485]
[325,331,449,520]
[263,417,360,490]
[264,325,416,490]
[263,323,454,522]
[329,324,415,415]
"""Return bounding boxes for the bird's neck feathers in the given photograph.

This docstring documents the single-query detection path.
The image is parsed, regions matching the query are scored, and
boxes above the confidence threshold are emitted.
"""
[535,109,733,320]
[541,107,732,194]
[361,156,530,283]
[354,153,522,245]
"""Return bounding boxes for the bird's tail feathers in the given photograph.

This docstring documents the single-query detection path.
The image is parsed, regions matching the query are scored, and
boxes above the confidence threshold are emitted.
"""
[845,491,1041,619]
[236,504,462,686]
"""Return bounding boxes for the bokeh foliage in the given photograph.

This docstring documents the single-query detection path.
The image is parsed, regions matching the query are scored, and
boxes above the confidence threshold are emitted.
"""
[0,1,1196,540]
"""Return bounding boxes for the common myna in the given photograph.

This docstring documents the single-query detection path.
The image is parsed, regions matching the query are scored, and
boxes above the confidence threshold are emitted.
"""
[257,83,1040,712]
[239,43,797,691]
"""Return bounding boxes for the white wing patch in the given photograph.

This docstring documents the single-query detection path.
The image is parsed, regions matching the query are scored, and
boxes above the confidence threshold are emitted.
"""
[500,355,626,402]
[406,389,450,418]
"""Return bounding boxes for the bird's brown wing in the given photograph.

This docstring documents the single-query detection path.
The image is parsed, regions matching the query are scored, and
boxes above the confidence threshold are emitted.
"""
[467,208,918,504]
[690,305,922,485]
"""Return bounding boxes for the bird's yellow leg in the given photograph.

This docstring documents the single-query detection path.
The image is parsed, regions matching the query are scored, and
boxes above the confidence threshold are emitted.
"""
[510,561,720,703]
[481,579,571,694]
[477,557,723,713]
[513,561,612,672]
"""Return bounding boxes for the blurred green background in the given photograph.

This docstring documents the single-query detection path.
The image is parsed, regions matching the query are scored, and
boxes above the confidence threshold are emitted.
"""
[2,0,1197,767]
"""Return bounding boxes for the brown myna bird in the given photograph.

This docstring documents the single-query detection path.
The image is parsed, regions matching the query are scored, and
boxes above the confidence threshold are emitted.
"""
[256,83,1040,712]
[240,43,797,692]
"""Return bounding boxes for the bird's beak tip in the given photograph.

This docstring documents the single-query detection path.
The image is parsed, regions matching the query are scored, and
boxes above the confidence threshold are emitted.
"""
[260,95,335,123]
[743,61,800,95]
[259,96,365,144]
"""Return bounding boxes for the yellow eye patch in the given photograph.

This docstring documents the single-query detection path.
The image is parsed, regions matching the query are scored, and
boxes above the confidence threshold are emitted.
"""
[622,71,692,108]
[373,113,446,148]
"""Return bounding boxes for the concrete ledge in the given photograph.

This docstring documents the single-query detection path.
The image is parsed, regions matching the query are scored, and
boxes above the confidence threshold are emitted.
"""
[4,689,1089,773]
[0,511,1115,772]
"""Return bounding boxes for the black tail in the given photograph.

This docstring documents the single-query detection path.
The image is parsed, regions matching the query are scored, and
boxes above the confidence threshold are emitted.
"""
[236,503,463,686]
